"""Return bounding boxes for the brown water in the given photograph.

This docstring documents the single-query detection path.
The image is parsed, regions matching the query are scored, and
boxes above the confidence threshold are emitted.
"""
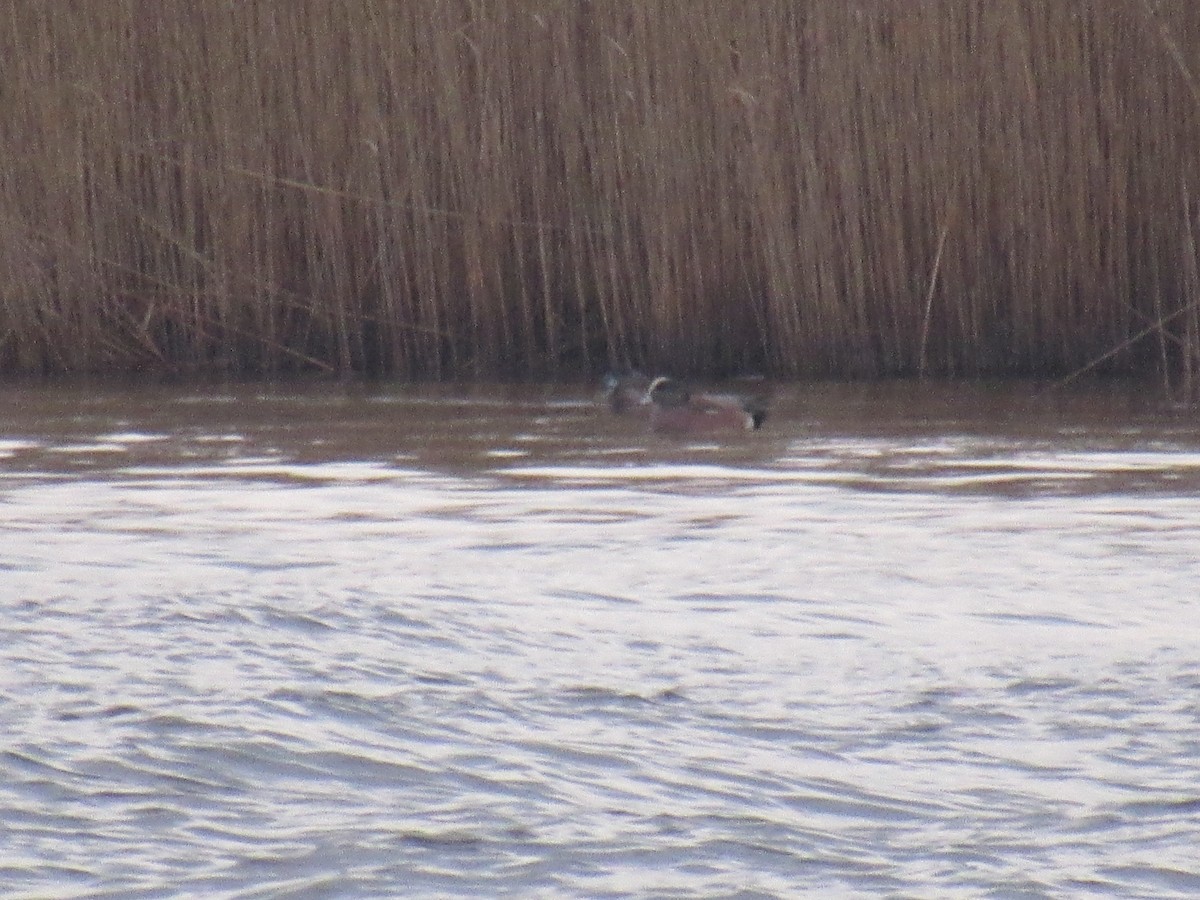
[3,380,1200,897]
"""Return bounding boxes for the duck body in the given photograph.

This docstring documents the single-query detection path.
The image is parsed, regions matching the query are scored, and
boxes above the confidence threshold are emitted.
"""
[644,376,768,434]
[601,371,653,414]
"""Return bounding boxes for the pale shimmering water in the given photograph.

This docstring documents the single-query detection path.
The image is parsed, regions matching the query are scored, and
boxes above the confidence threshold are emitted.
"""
[3,380,1200,898]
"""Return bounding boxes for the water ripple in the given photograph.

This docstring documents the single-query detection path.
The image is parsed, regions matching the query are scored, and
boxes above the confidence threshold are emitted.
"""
[3,383,1200,896]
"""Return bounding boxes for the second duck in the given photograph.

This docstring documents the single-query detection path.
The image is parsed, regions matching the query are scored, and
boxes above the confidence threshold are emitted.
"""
[643,376,769,434]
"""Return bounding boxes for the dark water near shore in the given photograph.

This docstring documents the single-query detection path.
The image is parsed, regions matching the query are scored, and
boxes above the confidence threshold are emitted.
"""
[3,380,1200,898]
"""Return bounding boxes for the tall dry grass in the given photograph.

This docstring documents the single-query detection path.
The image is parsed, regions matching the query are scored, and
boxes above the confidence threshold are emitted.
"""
[3,1,1200,382]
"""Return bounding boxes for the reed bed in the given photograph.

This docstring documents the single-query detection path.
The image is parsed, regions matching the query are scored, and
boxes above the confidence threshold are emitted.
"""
[3,1,1200,382]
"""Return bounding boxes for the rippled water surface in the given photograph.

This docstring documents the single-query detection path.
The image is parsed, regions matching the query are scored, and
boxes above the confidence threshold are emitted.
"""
[4,380,1200,898]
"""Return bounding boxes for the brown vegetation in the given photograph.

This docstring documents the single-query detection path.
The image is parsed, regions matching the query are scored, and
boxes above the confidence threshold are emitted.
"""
[3,2,1200,382]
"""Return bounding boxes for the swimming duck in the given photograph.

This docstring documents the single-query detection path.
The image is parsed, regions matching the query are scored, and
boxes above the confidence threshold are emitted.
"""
[644,376,769,434]
[601,370,653,414]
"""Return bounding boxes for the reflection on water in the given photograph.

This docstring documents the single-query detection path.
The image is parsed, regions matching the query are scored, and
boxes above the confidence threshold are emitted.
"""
[3,380,1200,897]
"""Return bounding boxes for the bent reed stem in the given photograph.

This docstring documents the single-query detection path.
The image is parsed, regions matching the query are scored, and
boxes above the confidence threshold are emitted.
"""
[3,2,1200,381]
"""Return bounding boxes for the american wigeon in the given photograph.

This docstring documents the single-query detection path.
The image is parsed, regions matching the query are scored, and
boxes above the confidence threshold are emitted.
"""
[644,376,769,434]
[602,370,653,414]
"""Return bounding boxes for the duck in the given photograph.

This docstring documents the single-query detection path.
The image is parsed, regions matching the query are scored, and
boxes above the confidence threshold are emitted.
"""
[643,375,769,434]
[601,370,653,414]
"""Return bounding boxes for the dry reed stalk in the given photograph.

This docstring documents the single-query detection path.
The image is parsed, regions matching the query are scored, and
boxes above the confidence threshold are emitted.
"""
[3,1,1200,381]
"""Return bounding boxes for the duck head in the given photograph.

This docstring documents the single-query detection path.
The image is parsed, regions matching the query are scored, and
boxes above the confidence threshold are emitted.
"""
[644,376,691,409]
